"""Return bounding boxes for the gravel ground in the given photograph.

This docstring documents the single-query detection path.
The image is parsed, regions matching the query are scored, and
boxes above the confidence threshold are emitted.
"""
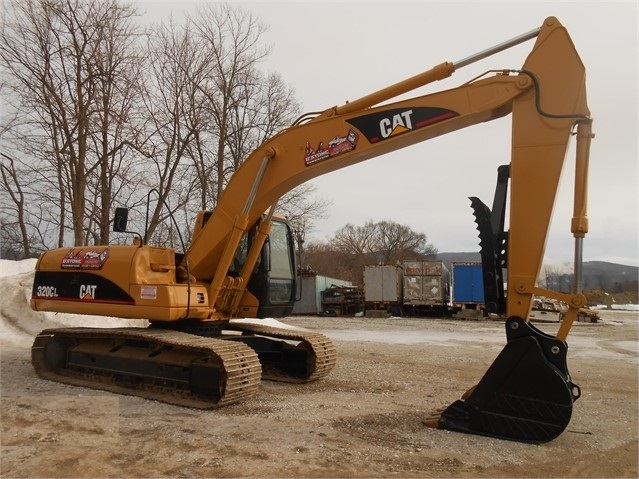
[1,307,637,478]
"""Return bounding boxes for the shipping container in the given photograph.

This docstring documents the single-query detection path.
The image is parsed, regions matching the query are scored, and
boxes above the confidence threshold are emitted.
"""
[451,262,484,304]
[451,262,485,313]
[402,260,450,316]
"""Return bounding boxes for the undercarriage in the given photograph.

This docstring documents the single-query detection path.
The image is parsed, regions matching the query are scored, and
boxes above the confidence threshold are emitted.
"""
[31,322,337,408]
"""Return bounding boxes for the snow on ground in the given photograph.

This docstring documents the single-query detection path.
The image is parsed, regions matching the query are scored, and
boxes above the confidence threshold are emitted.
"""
[229,318,308,330]
[594,304,639,311]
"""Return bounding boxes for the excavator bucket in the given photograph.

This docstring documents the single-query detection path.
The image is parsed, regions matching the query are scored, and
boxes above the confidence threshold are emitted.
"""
[426,317,580,443]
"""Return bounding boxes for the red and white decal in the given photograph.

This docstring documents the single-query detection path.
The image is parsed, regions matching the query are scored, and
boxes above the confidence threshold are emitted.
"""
[304,129,359,166]
[61,247,110,270]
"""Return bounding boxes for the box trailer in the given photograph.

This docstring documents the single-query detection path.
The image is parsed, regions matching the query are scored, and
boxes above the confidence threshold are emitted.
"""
[363,264,403,316]
[402,260,450,316]
[451,262,485,318]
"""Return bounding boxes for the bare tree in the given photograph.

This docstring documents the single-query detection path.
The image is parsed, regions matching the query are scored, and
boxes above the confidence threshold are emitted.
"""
[0,78,34,258]
[136,17,204,242]
[1,0,328,257]
[225,71,301,171]
[144,4,313,244]
[0,0,142,247]
[541,263,571,291]
[276,183,332,269]
[0,120,55,258]
[87,1,144,244]
[311,220,438,283]
[0,153,30,257]
[327,221,384,284]
[375,220,436,264]
[277,183,330,233]
[331,221,379,257]
[303,241,360,284]
[189,4,270,204]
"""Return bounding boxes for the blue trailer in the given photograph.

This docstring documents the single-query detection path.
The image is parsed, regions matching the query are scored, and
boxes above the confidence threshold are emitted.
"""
[451,262,485,313]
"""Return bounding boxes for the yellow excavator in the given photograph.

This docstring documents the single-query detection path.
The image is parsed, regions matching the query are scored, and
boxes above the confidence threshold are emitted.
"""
[30,16,592,443]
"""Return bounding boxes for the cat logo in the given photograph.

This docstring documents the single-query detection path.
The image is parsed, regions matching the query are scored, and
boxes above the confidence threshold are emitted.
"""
[379,110,413,138]
[79,284,97,300]
[346,106,459,144]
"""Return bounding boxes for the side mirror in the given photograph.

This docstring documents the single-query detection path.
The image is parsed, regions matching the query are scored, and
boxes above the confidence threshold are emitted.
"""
[113,207,129,233]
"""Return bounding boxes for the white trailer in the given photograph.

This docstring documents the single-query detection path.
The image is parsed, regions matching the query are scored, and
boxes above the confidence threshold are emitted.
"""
[363,264,403,316]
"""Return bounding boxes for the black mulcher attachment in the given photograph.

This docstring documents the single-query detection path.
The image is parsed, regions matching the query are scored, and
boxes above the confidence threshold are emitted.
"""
[434,317,580,443]
[470,164,510,316]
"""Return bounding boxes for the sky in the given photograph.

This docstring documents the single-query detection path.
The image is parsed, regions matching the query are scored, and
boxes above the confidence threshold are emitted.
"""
[137,1,638,267]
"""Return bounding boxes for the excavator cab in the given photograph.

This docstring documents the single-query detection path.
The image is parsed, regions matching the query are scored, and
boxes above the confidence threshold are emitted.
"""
[240,218,298,318]
[193,209,298,318]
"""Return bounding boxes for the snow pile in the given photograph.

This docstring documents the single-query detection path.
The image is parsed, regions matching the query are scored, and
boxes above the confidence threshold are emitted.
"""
[0,259,147,348]
[230,317,308,331]
[0,258,38,276]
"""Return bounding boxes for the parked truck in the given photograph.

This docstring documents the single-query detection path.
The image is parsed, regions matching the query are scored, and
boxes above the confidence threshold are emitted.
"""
[402,260,450,316]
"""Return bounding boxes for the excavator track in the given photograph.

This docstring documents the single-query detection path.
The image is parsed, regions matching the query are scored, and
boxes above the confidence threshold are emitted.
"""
[226,323,337,383]
[31,327,262,408]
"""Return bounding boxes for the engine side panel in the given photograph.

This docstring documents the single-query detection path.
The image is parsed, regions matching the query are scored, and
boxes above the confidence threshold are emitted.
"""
[31,245,214,321]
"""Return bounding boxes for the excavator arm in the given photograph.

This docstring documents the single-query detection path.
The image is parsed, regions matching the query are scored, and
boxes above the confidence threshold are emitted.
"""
[185,17,593,442]
[187,18,591,324]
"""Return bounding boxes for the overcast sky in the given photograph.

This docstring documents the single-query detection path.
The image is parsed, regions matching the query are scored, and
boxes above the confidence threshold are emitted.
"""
[139,1,638,267]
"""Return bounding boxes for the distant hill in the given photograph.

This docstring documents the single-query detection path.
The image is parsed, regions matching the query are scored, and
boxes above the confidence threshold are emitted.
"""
[580,260,638,278]
[567,261,638,292]
[431,253,638,293]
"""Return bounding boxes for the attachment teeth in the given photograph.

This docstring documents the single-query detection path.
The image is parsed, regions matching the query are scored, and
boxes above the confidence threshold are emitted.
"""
[469,197,505,315]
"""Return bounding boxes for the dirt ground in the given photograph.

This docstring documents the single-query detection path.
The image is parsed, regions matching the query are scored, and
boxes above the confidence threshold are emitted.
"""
[1,310,637,478]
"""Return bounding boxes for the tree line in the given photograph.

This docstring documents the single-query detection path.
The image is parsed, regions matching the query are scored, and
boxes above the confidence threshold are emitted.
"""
[541,263,639,294]
[0,0,326,258]
[0,0,437,281]
[301,220,437,285]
